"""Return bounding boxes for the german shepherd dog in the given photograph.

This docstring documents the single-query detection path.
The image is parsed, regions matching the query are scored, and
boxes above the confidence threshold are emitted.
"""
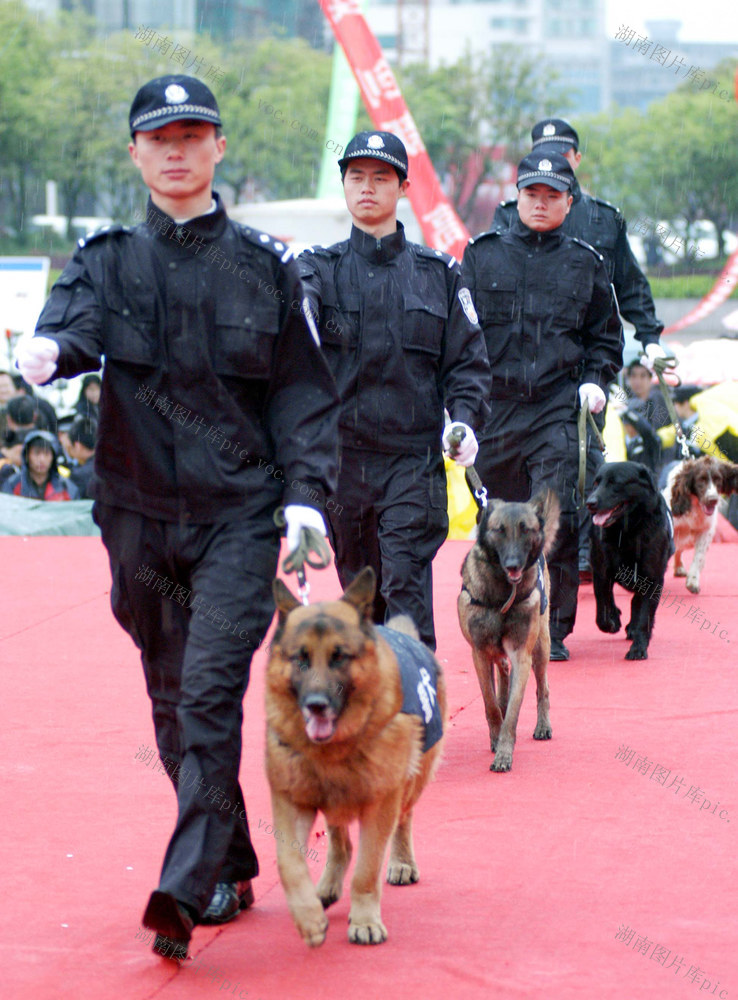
[458,491,559,772]
[267,567,446,948]
[587,461,674,660]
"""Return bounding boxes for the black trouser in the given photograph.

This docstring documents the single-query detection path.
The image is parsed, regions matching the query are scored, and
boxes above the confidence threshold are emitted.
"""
[94,496,280,916]
[326,447,449,649]
[578,407,606,569]
[474,386,580,641]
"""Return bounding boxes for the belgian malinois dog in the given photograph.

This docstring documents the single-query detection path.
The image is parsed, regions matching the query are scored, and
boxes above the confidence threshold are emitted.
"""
[458,491,559,771]
[267,567,446,947]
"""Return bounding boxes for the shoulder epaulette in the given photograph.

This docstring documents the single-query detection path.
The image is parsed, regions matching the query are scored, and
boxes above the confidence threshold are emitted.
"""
[467,229,504,246]
[592,196,622,216]
[77,224,130,248]
[498,199,518,208]
[300,241,348,259]
[416,245,457,268]
[571,236,605,262]
[238,224,297,263]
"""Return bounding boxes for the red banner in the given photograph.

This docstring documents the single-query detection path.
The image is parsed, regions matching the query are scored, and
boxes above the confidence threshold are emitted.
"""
[663,245,738,334]
[317,0,470,260]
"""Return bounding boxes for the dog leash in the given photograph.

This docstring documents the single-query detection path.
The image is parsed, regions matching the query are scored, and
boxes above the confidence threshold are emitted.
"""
[445,424,488,511]
[577,400,608,504]
[652,354,691,461]
[273,507,332,605]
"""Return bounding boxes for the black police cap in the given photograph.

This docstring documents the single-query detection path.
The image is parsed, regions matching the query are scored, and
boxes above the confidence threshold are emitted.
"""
[337,131,409,181]
[531,118,579,151]
[129,75,222,135]
[516,151,575,192]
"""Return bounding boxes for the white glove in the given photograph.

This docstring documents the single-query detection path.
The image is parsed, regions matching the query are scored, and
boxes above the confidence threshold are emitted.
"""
[442,422,479,467]
[14,336,59,385]
[578,383,606,415]
[640,342,668,373]
[284,504,327,554]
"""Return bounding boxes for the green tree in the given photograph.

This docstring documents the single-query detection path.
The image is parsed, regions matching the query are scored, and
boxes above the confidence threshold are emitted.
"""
[216,36,333,202]
[579,61,738,260]
[0,1,56,240]
[398,46,572,221]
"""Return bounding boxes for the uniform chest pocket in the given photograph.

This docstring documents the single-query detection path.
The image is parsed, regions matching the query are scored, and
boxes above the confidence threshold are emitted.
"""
[320,290,359,349]
[214,299,280,378]
[102,287,157,366]
[401,293,447,354]
[556,272,593,330]
[474,277,517,325]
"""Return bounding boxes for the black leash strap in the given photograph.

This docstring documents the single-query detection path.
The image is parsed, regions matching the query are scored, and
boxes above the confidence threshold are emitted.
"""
[446,425,488,511]
[652,354,690,460]
[273,507,332,605]
[577,400,608,505]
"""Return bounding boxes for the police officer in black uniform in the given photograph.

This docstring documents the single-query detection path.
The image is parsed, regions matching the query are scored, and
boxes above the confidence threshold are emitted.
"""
[494,118,667,580]
[462,151,623,660]
[15,76,339,959]
[299,131,490,650]
[494,119,664,350]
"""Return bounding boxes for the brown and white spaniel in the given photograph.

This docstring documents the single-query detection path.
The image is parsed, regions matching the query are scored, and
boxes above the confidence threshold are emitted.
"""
[662,456,738,593]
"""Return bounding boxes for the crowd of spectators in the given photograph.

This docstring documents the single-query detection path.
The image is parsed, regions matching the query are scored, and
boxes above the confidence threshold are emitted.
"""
[613,359,736,488]
[0,369,98,501]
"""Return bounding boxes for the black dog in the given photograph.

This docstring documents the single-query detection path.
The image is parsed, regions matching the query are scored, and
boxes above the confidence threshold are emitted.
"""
[586,462,674,660]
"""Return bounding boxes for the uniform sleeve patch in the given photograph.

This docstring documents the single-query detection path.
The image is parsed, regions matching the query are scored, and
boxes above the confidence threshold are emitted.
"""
[458,287,479,325]
[301,296,321,347]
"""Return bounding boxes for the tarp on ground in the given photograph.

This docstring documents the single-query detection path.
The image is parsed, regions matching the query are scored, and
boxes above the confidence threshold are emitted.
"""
[0,493,99,536]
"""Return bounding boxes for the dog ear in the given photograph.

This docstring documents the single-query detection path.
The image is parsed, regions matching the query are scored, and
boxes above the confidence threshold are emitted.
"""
[273,577,301,625]
[341,566,376,618]
[532,490,560,553]
[669,463,694,517]
[635,463,657,491]
[717,460,738,494]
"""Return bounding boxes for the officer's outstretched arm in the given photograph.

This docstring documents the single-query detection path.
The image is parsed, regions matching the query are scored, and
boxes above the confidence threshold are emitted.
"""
[33,254,104,380]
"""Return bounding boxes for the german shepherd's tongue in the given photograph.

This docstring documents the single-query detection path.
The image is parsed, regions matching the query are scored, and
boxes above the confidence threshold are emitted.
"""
[305,713,336,743]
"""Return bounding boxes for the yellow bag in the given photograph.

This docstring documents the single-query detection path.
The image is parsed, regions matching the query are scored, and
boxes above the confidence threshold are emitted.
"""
[445,457,479,539]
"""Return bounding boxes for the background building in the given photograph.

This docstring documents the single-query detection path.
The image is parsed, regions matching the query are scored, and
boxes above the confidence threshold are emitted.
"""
[609,20,736,110]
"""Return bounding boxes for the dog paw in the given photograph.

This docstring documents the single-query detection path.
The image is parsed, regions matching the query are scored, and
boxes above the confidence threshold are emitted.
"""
[348,919,388,945]
[491,749,513,771]
[597,606,621,633]
[318,888,340,909]
[674,565,686,577]
[387,861,419,885]
[533,722,552,740]
[625,643,648,660]
[686,578,700,594]
[296,909,329,948]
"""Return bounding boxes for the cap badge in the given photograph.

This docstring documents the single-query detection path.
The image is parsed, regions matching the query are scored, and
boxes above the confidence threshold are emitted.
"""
[538,159,553,171]
[367,134,385,149]
[164,84,189,104]
[543,123,556,136]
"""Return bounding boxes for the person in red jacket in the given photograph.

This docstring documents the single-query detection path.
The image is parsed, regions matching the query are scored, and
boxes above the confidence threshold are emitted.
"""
[1,429,79,500]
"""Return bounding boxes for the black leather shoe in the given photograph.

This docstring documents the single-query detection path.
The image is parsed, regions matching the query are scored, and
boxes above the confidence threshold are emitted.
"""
[550,638,570,661]
[200,880,254,925]
[143,890,194,962]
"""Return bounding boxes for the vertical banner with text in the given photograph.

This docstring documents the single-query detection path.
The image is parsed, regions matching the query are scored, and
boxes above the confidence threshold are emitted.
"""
[317,0,470,259]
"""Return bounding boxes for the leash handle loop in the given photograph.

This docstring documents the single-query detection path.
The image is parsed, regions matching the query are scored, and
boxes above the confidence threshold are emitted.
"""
[653,355,691,461]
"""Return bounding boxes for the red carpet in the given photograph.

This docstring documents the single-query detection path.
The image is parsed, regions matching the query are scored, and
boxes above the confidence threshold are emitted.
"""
[2,537,736,1000]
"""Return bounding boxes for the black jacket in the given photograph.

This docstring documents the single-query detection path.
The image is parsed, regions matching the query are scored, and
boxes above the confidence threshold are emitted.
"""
[34,194,339,522]
[298,223,491,454]
[461,218,623,402]
[493,179,663,345]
